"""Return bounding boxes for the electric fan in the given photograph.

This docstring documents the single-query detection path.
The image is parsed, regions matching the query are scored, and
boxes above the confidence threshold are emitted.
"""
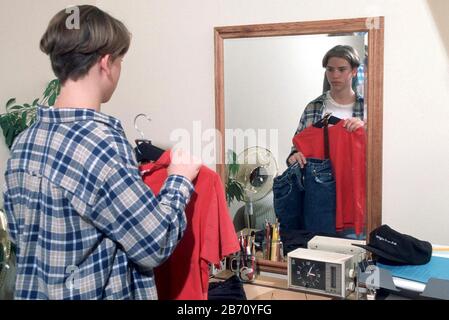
[235,147,278,229]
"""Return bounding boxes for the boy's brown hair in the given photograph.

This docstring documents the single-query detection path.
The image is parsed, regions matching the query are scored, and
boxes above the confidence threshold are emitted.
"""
[322,45,360,69]
[40,5,131,84]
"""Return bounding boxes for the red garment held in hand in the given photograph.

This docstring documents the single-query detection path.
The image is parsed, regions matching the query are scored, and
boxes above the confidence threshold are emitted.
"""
[293,121,366,235]
[139,150,239,300]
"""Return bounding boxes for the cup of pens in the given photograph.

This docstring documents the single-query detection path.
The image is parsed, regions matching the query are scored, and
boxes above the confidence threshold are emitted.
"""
[262,239,284,262]
[231,231,256,282]
[263,220,284,262]
[230,253,256,282]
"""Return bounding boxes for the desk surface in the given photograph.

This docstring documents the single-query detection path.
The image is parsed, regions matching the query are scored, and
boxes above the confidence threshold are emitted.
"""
[212,270,332,300]
[383,244,449,293]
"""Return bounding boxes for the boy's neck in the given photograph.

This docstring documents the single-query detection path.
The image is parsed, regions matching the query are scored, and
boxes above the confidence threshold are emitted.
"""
[53,79,102,112]
[329,88,356,105]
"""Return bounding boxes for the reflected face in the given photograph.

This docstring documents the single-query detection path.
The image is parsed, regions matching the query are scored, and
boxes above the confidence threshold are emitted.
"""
[325,57,357,91]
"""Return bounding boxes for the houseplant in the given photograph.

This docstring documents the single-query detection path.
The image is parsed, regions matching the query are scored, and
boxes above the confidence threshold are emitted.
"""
[225,150,245,206]
[0,79,60,149]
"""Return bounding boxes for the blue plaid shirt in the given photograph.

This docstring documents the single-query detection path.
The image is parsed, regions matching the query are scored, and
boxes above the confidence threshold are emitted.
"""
[3,107,194,299]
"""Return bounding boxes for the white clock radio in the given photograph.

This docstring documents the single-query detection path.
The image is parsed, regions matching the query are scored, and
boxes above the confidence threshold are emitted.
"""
[307,236,367,264]
[288,248,356,298]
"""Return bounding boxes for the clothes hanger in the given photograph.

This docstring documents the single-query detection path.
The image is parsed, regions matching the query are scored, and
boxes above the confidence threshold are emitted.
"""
[312,112,341,159]
[312,112,341,128]
[133,113,165,163]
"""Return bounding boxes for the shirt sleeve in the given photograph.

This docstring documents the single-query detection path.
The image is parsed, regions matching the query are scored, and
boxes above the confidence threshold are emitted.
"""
[287,107,309,166]
[2,190,17,246]
[90,164,194,273]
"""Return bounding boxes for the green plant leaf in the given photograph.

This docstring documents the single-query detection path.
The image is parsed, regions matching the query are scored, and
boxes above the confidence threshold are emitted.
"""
[226,183,237,205]
[226,150,241,178]
[226,149,237,164]
[23,103,31,109]
[236,185,245,201]
[0,114,11,128]
[229,163,240,176]
[226,179,245,205]
[21,111,27,128]
[29,111,37,125]
[6,98,16,108]
[32,98,39,106]
[48,94,56,106]
[5,127,14,149]
[43,83,52,98]
[8,105,24,111]
[224,150,246,205]
[0,117,8,132]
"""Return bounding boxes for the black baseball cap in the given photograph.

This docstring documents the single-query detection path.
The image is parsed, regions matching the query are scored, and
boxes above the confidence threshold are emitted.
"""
[352,225,432,265]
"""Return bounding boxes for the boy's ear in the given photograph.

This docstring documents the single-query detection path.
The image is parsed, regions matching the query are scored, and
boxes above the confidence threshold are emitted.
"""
[99,54,112,75]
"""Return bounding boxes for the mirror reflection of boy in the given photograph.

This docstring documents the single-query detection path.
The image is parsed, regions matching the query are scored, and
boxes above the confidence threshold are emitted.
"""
[284,45,366,239]
[288,45,365,168]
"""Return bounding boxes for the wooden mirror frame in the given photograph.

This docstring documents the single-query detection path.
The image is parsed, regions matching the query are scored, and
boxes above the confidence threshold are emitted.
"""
[214,17,384,236]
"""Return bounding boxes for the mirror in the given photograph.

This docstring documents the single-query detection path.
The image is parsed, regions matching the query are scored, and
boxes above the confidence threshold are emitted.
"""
[215,18,384,240]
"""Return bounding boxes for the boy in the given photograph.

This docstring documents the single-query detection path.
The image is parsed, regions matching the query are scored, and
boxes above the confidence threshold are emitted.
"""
[288,45,365,167]
[3,5,200,299]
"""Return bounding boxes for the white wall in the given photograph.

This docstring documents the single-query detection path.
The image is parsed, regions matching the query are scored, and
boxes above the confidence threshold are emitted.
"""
[1,0,448,244]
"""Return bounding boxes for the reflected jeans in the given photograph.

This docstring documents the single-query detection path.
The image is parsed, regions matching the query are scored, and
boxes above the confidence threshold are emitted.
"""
[273,158,336,234]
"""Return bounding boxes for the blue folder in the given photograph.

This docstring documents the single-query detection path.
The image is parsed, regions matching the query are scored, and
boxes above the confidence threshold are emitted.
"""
[377,256,449,284]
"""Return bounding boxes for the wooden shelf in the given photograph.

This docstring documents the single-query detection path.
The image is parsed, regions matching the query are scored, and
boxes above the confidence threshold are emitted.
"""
[256,258,287,275]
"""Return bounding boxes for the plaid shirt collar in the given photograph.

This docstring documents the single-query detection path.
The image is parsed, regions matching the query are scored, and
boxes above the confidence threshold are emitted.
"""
[310,91,365,118]
[311,91,364,105]
[37,106,124,133]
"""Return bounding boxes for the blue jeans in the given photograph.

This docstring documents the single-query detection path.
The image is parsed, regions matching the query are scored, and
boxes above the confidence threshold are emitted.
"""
[272,163,305,231]
[273,158,336,234]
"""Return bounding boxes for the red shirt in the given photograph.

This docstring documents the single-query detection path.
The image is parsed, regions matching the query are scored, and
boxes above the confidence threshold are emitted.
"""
[293,121,366,235]
[139,151,240,300]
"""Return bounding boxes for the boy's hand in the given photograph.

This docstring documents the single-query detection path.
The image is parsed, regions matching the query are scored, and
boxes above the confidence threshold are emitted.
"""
[343,118,364,132]
[288,151,307,168]
[168,149,201,182]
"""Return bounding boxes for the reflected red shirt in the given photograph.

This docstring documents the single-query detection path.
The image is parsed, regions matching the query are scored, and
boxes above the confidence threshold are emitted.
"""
[293,121,366,235]
[139,151,240,300]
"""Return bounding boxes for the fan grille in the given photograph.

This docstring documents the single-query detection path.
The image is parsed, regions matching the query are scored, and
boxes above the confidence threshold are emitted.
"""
[235,147,278,202]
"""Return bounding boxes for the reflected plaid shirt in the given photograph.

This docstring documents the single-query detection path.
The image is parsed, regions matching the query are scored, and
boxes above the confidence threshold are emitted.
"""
[3,107,194,299]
